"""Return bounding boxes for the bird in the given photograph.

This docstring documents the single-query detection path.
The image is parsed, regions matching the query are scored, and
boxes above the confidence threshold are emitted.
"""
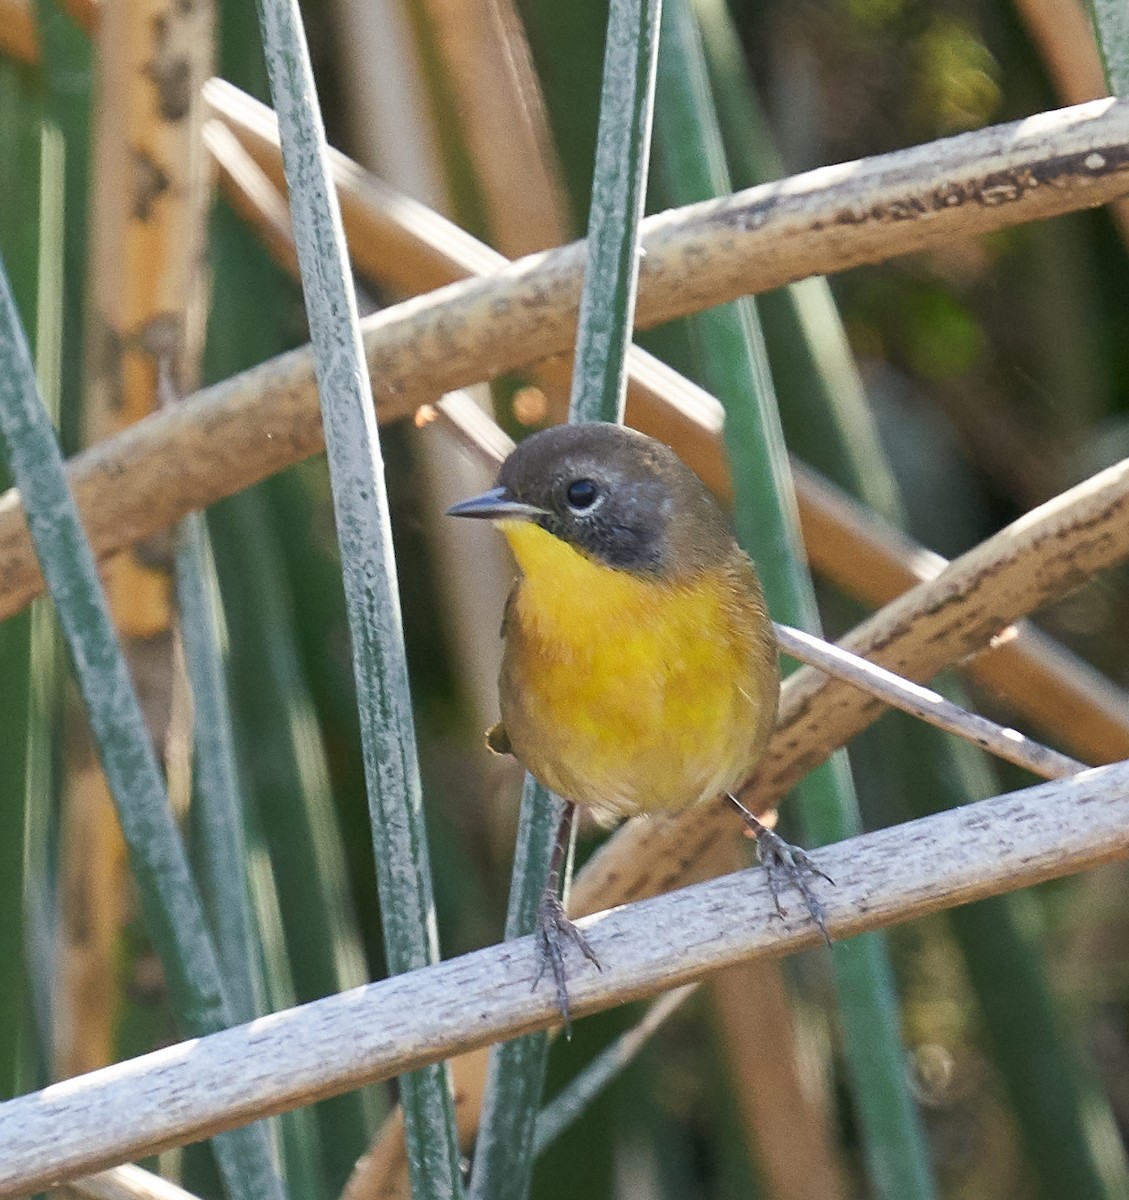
[447,421,829,1026]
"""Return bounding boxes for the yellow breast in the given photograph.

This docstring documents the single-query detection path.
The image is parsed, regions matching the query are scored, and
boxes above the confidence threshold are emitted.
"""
[497,521,778,823]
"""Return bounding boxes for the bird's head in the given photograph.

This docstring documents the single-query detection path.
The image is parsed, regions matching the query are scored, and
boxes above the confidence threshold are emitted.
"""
[446,422,733,579]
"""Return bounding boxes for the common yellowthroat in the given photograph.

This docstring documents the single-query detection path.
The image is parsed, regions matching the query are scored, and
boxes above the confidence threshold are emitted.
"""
[448,422,827,1022]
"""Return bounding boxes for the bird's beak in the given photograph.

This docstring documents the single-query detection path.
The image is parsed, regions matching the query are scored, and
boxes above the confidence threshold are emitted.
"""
[445,486,547,521]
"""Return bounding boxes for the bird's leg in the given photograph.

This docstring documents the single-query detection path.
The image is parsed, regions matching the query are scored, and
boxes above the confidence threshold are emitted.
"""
[535,801,601,1035]
[725,793,835,947]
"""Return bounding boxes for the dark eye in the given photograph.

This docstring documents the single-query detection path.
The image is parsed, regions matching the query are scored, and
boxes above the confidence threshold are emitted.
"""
[566,478,599,511]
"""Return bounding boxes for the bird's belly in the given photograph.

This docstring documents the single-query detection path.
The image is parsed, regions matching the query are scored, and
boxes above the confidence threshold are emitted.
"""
[500,592,777,823]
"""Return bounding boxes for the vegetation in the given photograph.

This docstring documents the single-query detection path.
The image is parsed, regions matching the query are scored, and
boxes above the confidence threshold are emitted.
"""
[0,1,1128,1199]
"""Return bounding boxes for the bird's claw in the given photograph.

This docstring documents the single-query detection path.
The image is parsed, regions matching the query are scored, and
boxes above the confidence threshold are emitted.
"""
[726,795,834,946]
[754,824,834,946]
[534,889,602,1037]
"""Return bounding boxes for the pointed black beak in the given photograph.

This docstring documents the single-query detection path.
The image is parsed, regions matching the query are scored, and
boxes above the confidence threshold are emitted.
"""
[445,486,547,521]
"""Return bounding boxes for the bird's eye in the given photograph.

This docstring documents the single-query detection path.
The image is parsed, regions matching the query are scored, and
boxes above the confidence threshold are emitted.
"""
[565,479,599,511]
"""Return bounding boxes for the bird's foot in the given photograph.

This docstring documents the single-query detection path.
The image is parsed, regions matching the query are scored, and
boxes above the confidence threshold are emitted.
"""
[726,795,835,946]
[534,888,602,1036]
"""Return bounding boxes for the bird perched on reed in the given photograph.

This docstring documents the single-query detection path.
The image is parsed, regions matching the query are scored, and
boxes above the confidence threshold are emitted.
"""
[448,422,829,1024]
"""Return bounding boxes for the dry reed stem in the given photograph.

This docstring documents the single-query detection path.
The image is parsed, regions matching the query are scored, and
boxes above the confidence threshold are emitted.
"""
[3,759,1128,1196]
[772,622,1086,780]
[66,1165,203,1200]
[204,79,503,290]
[54,0,213,1085]
[792,461,1129,764]
[208,79,708,451]
[203,119,299,274]
[1012,0,1106,102]
[416,0,571,255]
[53,759,127,1078]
